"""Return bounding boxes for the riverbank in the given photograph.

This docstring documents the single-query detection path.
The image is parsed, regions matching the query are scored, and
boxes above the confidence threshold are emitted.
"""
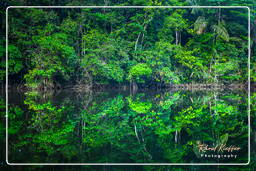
[3,83,255,92]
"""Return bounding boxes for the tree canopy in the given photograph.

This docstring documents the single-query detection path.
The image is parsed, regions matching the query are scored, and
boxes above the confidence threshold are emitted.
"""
[0,0,254,90]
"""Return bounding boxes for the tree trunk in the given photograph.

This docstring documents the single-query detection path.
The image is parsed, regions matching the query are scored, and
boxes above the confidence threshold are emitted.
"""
[175,130,178,143]
[175,30,179,45]
[135,16,152,51]
[134,33,141,51]
[218,8,221,25]
[134,122,140,144]
[179,30,181,45]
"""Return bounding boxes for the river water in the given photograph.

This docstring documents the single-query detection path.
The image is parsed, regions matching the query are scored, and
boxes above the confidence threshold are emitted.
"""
[6,89,249,164]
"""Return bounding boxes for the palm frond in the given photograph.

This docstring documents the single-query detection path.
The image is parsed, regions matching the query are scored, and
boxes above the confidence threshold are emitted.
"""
[186,0,200,14]
[194,16,208,34]
[211,24,229,41]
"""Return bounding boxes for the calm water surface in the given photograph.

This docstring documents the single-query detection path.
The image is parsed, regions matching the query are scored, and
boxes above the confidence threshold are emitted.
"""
[7,89,249,163]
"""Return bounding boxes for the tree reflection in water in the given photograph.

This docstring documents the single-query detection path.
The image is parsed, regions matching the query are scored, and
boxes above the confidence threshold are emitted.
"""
[7,89,248,164]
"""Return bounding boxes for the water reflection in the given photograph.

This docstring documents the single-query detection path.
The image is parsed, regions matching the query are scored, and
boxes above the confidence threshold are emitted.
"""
[8,89,248,163]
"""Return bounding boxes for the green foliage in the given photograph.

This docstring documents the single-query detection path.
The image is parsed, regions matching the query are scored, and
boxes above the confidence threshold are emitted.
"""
[7,87,248,164]
[23,32,77,89]
[128,63,152,83]
[160,92,180,110]
[212,60,241,81]
[164,10,188,31]
[8,44,23,74]
[211,102,237,117]
[158,67,180,84]
[8,106,24,134]
[6,6,249,87]
[127,96,152,114]
[212,24,230,42]
[2,0,254,166]
[175,105,206,128]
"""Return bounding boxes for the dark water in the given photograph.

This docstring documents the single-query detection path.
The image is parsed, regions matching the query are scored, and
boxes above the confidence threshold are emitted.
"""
[7,89,249,164]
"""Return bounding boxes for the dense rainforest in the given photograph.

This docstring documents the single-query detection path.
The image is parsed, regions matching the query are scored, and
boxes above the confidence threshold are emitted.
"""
[0,0,256,170]
[0,0,255,90]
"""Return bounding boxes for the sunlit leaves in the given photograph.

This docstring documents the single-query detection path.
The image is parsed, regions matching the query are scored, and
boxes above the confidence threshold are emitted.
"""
[212,60,241,82]
[174,106,206,128]
[128,63,152,83]
[212,102,237,117]
[164,10,188,31]
[174,48,204,71]
[127,96,152,114]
